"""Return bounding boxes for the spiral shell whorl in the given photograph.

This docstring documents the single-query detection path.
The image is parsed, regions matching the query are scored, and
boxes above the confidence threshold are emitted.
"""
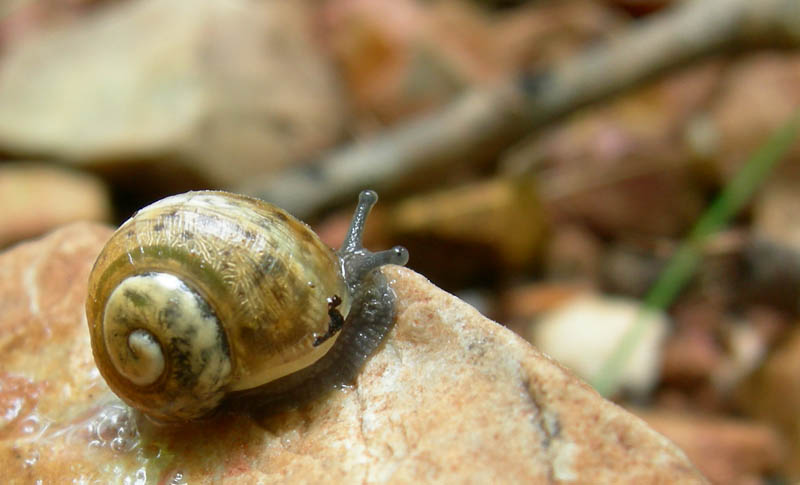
[87,191,352,421]
[99,272,233,421]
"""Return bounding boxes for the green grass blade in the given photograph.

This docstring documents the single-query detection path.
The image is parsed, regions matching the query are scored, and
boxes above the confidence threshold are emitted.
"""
[591,110,800,397]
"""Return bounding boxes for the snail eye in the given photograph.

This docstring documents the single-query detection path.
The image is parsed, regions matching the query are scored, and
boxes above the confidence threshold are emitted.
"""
[86,190,406,423]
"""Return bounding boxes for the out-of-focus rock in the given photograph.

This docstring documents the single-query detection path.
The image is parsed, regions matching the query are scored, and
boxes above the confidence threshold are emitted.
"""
[747,182,800,307]
[637,410,784,485]
[652,298,730,413]
[712,320,770,395]
[661,300,780,414]
[753,179,800,250]
[710,53,800,180]
[601,0,673,17]
[387,176,545,287]
[0,224,707,483]
[742,238,800,314]
[737,329,800,479]
[661,320,723,387]
[660,298,724,389]
[506,62,721,238]
[319,0,623,125]
[602,230,745,303]
[498,282,589,335]
[601,243,666,298]
[500,282,590,321]
[541,151,706,237]
[0,0,91,48]
[527,294,669,398]
[544,223,603,283]
[0,163,111,247]
[0,0,345,189]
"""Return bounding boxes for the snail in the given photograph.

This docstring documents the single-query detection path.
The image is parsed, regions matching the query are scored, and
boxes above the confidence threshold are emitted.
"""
[86,190,408,423]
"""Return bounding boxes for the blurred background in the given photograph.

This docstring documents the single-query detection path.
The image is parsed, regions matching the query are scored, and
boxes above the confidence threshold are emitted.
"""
[0,0,799,482]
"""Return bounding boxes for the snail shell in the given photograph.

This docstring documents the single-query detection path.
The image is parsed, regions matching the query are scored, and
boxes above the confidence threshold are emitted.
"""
[86,190,407,423]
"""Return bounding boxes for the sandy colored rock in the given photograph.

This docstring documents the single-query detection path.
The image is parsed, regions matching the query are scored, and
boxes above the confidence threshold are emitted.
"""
[710,53,800,180]
[637,410,784,485]
[320,0,623,125]
[500,282,589,324]
[0,224,705,483]
[661,300,725,386]
[600,243,665,298]
[737,329,800,478]
[527,294,669,399]
[753,178,800,252]
[0,163,111,248]
[388,176,544,268]
[0,0,344,188]
[544,223,603,283]
[509,62,721,238]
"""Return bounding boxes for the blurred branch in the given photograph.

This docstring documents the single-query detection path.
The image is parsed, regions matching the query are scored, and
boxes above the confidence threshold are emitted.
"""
[240,0,800,217]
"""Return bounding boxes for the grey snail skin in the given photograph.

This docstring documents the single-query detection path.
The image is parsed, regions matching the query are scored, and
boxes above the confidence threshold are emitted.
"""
[86,190,408,423]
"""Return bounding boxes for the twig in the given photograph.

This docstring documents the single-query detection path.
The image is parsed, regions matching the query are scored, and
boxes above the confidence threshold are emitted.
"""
[239,0,800,218]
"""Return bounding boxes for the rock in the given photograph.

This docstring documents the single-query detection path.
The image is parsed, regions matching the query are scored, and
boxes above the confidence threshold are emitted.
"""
[319,0,623,125]
[500,282,589,321]
[527,295,669,398]
[711,320,771,395]
[737,329,800,479]
[0,224,706,483]
[710,53,800,181]
[600,243,666,298]
[637,410,784,485]
[742,238,800,314]
[0,163,111,248]
[0,0,345,189]
[659,301,782,414]
[660,298,725,389]
[661,321,723,387]
[544,223,603,283]
[386,177,545,274]
[750,179,800,298]
[753,178,800,251]
[602,0,673,16]
[510,62,721,238]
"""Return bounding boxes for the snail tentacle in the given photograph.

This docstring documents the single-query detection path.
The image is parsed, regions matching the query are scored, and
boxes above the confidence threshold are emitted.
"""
[338,191,409,292]
[87,189,407,423]
[228,191,408,416]
[339,190,378,255]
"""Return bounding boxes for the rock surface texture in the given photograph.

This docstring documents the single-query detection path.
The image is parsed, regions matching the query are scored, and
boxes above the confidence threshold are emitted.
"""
[0,224,707,483]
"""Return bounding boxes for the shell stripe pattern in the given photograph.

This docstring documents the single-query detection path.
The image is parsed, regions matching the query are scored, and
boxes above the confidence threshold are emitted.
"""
[87,192,351,415]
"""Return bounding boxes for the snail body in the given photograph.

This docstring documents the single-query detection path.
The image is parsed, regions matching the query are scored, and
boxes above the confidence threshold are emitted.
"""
[86,190,407,423]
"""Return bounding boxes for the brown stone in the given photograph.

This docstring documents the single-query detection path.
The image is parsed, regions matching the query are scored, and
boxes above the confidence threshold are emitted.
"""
[515,62,722,238]
[0,0,345,188]
[543,223,604,283]
[753,179,800,252]
[0,224,706,483]
[746,180,800,311]
[737,329,800,478]
[710,53,800,180]
[319,0,623,125]
[499,282,589,329]
[661,323,723,385]
[637,410,784,485]
[388,176,545,268]
[0,163,111,248]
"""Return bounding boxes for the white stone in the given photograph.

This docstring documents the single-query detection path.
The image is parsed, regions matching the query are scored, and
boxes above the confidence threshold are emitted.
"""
[529,294,669,397]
